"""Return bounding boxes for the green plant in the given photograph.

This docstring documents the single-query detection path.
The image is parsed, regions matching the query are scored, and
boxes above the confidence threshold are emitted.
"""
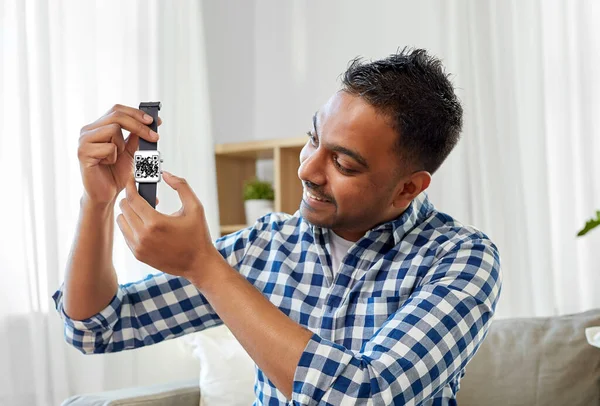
[577,211,600,237]
[243,178,274,201]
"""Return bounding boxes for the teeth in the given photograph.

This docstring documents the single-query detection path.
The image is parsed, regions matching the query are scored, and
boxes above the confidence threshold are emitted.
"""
[306,190,327,202]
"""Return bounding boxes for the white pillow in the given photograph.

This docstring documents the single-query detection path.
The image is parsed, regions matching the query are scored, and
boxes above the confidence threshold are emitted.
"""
[185,325,257,406]
[586,326,600,348]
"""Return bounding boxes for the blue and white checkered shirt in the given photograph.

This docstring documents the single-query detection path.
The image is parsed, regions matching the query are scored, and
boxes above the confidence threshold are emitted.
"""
[53,192,502,405]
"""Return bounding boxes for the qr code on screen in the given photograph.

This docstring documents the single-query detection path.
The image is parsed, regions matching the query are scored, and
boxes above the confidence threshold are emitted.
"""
[135,156,159,178]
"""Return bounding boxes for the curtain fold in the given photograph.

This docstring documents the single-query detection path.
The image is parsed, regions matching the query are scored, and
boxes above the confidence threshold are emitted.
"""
[430,0,600,318]
[1,0,214,404]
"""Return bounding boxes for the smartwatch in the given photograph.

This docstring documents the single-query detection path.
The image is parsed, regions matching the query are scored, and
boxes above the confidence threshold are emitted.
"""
[134,101,162,208]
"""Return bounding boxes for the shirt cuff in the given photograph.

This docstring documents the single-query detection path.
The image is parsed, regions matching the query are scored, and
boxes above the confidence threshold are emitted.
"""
[292,333,355,405]
[52,283,124,333]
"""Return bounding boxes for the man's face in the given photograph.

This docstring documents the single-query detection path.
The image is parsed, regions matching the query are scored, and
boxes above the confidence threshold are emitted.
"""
[298,91,408,241]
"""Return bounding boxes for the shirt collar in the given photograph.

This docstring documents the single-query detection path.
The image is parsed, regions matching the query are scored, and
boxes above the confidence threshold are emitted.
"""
[371,191,434,245]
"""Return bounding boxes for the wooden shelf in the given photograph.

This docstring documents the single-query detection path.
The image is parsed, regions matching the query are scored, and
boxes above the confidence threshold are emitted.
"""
[215,136,307,158]
[215,136,307,236]
[220,224,248,234]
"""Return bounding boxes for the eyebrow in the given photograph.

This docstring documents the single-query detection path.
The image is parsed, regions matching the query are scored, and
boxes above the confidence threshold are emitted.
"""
[313,112,370,169]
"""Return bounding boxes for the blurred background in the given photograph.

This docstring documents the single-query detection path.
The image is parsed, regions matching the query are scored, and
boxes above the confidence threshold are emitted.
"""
[1,0,599,404]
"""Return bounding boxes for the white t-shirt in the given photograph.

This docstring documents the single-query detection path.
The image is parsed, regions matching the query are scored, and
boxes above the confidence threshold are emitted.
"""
[328,230,355,274]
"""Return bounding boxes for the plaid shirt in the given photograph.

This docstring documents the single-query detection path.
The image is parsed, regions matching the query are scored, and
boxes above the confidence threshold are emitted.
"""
[53,192,502,405]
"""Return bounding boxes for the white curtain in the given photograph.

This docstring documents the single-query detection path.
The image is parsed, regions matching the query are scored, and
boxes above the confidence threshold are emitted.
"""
[0,0,217,404]
[428,0,600,318]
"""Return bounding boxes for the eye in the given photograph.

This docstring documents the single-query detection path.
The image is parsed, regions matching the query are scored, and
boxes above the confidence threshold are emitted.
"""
[306,131,318,147]
[333,155,355,174]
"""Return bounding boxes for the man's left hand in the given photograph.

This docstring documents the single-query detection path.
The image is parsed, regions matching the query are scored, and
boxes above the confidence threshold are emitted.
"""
[116,172,221,283]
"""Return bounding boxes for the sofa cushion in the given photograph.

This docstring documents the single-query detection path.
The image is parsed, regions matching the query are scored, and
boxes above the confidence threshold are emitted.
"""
[61,379,200,406]
[457,309,600,406]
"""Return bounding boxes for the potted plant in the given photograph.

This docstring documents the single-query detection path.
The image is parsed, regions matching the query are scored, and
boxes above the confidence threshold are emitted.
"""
[243,178,275,225]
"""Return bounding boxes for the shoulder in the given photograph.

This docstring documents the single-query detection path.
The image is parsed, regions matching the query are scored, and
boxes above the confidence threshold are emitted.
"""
[416,209,502,301]
[414,208,500,259]
[216,211,311,248]
[251,211,308,237]
[406,207,502,290]
[214,211,310,269]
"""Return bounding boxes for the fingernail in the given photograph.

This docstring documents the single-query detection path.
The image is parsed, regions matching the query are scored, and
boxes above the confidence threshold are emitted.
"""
[151,130,159,139]
[143,114,153,122]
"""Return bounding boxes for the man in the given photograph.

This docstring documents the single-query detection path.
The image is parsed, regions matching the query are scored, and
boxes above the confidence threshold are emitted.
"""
[54,48,501,405]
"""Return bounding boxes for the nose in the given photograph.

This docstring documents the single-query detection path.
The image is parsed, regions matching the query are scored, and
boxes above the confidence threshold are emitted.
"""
[298,144,327,187]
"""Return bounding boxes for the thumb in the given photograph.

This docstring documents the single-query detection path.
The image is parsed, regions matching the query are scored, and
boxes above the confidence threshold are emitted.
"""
[162,171,200,211]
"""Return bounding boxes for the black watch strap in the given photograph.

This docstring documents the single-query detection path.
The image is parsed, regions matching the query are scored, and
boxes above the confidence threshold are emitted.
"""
[138,102,161,208]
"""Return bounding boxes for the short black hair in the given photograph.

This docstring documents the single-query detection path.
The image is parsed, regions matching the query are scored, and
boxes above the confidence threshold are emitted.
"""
[341,47,463,174]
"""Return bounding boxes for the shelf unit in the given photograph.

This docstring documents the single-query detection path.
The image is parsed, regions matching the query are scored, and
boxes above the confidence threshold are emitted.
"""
[214,136,307,236]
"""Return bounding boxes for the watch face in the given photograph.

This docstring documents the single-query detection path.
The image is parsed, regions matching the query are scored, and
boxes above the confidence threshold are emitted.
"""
[134,151,161,183]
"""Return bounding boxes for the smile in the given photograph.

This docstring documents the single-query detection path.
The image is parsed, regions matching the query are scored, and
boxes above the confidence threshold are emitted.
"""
[304,189,332,203]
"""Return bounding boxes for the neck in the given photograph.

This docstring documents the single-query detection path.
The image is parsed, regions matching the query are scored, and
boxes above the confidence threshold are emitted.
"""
[331,202,413,242]
[330,228,365,242]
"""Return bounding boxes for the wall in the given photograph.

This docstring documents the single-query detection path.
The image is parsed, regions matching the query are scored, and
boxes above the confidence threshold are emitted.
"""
[202,1,256,145]
[203,0,449,144]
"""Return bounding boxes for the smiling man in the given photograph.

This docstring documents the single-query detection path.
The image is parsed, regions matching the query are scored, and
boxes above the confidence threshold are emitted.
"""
[54,48,502,405]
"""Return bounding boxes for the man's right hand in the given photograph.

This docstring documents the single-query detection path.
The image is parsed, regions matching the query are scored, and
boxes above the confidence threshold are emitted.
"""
[77,104,162,205]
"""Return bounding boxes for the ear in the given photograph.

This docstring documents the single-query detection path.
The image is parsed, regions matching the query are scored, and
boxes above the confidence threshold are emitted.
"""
[392,171,432,208]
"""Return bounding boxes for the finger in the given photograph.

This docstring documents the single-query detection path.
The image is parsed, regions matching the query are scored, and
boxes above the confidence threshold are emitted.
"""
[162,171,200,212]
[86,109,159,143]
[78,143,118,166]
[83,104,153,131]
[81,124,126,154]
[103,104,155,126]
[119,197,144,232]
[116,213,137,252]
[156,197,160,206]
[125,176,156,221]
[157,116,163,126]
[122,117,160,158]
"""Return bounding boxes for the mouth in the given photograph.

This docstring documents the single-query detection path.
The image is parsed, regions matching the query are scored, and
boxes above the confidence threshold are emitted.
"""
[303,189,333,206]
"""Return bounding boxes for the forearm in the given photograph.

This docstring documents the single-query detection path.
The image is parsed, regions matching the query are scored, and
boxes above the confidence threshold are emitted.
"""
[62,194,119,320]
[192,256,313,400]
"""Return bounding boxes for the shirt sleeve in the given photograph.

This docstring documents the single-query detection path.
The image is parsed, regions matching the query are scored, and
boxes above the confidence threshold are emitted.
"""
[52,223,258,355]
[291,238,502,405]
